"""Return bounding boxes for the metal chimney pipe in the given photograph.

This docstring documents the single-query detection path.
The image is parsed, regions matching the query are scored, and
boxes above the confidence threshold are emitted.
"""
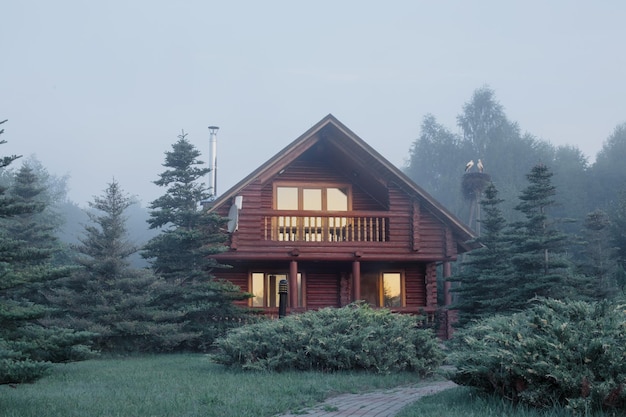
[208,126,219,196]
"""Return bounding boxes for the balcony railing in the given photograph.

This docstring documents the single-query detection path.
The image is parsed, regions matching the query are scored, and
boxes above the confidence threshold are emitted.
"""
[263,213,389,242]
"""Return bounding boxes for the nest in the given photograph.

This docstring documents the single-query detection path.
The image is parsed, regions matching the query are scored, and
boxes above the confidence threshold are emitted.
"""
[462,172,491,201]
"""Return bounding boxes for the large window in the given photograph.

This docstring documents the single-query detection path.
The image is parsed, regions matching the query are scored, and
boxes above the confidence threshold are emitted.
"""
[361,272,404,308]
[251,272,304,307]
[275,185,350,212]
[274,184,351,242]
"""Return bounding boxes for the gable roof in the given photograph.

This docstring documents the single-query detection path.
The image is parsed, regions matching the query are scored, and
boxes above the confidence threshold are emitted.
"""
[206,114,477,251]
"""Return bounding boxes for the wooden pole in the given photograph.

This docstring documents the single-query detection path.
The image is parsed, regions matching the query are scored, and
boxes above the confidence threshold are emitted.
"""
[352,260,361,301]
[289,260,298,309]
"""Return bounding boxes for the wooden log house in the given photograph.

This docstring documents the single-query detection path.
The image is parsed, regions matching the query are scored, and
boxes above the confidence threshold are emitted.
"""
[206,114,477,338]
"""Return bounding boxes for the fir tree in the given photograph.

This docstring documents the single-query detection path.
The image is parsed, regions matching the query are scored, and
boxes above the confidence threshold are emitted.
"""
[143,132,251,351]
[142,132,224,279]
[609,191,626,293]
[450,182,514,325]
[1,120,89,383]
[506,164,571,308]
[575,209,620,299]
[50,180,188,352]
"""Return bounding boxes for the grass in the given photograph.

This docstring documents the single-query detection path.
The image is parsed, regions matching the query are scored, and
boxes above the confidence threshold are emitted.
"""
[396,386,619,417]
[0,354,430,417]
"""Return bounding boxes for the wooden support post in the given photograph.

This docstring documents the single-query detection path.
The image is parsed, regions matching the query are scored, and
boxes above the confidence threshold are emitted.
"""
[443,261,452,306]
[289,260,298,309]
[443,261,455,339]
[352,260,361,302]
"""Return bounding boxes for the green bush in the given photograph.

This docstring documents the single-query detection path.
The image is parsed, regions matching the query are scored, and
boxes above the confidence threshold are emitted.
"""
[211,303,443,375]
[447,298,626,413]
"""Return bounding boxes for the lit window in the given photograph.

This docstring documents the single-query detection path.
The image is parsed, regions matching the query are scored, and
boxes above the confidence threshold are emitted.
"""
[382,273,402,307]
[326,187,348,211]
[275,185,350,211]
[274,185,351,242]
[251,272,303,307]
[360,272,404,308]
[303,188,322,210]
[276,187,298,210]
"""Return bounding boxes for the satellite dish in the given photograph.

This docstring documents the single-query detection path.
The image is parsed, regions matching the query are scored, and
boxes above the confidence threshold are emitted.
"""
[227,203,239,233]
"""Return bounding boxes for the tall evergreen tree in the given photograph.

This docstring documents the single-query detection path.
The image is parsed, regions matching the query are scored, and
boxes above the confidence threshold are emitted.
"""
[143,132,251,351]
[550,145,591,233]
[507,164,571,308]
[5,165,69,269]
[50,180,187,352]
[450,182,513,325]
[0,121,90,383]
[575,209,620,299]
[609,190,626,293]
[142,132,223,279]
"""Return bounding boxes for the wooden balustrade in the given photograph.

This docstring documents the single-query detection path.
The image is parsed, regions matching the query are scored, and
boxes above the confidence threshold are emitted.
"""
[263,214,389,242]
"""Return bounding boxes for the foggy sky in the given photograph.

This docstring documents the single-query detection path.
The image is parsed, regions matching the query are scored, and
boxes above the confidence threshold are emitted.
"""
[1,1,624,207]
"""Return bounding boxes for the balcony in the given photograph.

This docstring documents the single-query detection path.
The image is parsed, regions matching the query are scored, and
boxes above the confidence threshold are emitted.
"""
[263,211,389,242]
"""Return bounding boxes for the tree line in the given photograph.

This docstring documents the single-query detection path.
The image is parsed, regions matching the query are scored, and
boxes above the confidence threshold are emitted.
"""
[404,87,626,325]
[0,125,252,384]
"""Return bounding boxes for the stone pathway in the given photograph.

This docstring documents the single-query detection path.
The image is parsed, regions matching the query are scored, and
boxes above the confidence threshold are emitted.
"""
[275,380,457,417]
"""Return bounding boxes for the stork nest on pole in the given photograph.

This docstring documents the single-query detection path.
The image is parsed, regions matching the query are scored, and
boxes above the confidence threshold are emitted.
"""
[462,172,491,201]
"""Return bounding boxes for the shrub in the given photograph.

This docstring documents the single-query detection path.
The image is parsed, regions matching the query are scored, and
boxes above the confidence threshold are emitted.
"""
[447,298,626,413]
[211,303,443,375]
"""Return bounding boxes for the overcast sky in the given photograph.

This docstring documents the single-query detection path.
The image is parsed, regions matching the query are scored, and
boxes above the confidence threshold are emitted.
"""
[1,1,624,207]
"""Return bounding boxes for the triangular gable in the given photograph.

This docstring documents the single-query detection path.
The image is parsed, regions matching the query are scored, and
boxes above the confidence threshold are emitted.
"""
[206,114,477,252]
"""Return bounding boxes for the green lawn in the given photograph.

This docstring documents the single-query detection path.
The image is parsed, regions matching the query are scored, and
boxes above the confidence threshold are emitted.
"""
[0,354,429,417]
[3,355,618,417]
[397,385,617,417]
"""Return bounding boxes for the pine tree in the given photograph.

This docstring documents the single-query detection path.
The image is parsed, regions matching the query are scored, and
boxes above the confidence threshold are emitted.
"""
[50,180,188,352]
[143,132,251,351]
[507,164,571,309]
[450,183,514,325]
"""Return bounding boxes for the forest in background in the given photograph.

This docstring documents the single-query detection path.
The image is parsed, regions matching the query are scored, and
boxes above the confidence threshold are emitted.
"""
[404,86,626,240]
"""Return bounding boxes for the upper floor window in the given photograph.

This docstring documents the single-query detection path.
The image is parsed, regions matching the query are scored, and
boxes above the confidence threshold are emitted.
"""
[275,184,350,212]
[267,183,386,242]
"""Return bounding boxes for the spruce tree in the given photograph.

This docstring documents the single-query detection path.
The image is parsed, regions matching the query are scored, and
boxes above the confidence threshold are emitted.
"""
[143,132,251,351]
[575,209,620,299]
[5,165,73,275]
[507,164,571,309]
[142,132,223,279]
[0,120,89,383]
[50,180,188,352]
[0,121,48,383]
[609,191,626,293]
[450,182,514,325]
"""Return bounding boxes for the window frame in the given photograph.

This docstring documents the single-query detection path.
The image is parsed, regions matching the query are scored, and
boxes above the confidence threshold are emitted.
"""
[273,182,352,212]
